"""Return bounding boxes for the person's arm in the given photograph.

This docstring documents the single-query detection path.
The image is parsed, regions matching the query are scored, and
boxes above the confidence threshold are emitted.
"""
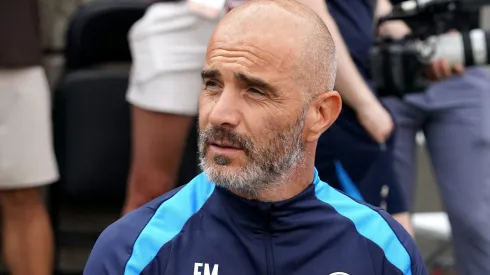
[295,0,394,143]
[376,0,412,39]
[297,0,380,113]
[375,0,393,19]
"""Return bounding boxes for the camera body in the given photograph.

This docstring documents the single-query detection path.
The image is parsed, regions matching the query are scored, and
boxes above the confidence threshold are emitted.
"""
[370,0,490,97]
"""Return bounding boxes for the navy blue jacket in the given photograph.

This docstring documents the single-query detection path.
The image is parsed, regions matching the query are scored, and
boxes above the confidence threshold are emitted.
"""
[84,170,427,275]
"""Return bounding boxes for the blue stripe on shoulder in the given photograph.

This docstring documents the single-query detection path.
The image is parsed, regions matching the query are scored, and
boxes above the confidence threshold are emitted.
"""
[124,173,215,275]
[313,169,412,275]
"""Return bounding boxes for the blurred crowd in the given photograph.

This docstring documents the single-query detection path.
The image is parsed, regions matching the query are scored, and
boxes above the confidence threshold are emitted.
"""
[1,0,490,274]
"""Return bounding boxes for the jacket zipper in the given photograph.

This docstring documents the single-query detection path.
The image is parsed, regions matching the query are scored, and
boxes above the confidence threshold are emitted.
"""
[264,208,274,275]
[264,230,274,275]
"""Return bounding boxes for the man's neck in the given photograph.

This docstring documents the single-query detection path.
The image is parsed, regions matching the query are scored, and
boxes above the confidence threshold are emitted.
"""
[229,165,315,202]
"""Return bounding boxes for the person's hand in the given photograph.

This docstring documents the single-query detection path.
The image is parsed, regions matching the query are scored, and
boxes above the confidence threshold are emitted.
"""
[426,58,465,81]
[356,102,394,143]
[377,20,411,39]
[425,30,465,81]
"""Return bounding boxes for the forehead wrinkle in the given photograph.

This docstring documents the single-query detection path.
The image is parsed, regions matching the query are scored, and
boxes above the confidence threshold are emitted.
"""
[242,43,292,73]
[208,40,295,73]
[207,49,265,72]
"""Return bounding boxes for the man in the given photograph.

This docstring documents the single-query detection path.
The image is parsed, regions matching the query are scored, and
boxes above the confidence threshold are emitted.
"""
[0,0,57,274]
[382,7,490,275]
[123,0,412,234]
[84,1,427,274]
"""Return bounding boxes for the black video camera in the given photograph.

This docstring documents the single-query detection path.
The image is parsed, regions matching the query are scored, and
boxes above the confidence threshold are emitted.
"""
[370,0,490,98]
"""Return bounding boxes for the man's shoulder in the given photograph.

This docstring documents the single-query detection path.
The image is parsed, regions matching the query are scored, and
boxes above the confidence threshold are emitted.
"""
[104,172,215,239]
[101,183,188,242]
[82,186,185,274]
[84,173,216,274]
[314,180,425,274]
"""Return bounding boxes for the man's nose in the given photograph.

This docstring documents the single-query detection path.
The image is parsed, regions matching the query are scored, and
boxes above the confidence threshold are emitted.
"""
[208,89,240,128]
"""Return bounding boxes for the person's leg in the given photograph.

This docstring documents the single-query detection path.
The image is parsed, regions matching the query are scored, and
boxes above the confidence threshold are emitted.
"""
[0,67,58,275]
[0,188,53,275]
[122,2,220,214]
[315,107,380,195]
[360,130,414,236]
[422,68,490,275]
[382,96,427,209]
[123,107,193,214]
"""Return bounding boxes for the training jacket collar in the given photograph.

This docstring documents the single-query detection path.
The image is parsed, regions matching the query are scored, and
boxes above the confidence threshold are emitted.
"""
[210,170,322,233]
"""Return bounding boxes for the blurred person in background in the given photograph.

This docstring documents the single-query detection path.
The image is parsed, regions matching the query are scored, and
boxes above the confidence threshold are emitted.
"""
[122,0,222,214]
[380,3,490,274]
[310,0,412,232]
[313,0,462,235]
[0,0,57,274]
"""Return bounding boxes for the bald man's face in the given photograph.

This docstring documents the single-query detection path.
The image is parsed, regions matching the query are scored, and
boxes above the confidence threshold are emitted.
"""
[197,11,309,191]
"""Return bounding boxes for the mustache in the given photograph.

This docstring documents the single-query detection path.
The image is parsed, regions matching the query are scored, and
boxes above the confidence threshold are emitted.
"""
[199,126,253,156]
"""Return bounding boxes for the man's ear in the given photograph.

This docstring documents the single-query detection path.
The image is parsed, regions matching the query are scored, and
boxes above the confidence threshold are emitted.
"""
[305,91,342,143]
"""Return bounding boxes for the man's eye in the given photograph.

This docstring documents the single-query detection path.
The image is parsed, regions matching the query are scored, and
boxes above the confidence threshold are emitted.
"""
[248,88,265,95]
[204,80,219,88]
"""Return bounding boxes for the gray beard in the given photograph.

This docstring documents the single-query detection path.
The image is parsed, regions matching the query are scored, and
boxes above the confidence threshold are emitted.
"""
[198,110,307,199]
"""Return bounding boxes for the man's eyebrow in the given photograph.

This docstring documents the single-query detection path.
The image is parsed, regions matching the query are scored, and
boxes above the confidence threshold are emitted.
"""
[235,72,278,97]
[201,69,221,80]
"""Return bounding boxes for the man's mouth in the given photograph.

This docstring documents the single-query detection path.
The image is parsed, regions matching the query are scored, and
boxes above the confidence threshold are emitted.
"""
[208,139,242,150]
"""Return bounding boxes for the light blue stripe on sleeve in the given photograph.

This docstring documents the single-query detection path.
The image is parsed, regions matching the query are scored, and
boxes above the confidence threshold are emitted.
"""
[124,173,215,275]
[313,169,412,275]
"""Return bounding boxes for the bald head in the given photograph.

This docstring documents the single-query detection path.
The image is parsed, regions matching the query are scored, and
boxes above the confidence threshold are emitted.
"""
[213,0,337,96]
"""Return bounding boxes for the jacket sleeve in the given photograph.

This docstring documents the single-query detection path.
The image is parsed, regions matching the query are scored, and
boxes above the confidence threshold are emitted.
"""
[407,240,429,275]
[84,186,187,274]
[376,211,429,275]
[83,205,161,275]
[411,260,429,275]
[83,220,134,275]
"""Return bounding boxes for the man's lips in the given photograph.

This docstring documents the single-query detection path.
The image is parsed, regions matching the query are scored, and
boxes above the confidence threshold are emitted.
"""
[208,139,242,150]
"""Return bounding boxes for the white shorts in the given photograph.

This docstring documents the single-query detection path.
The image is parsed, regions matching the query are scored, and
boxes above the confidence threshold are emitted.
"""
[0,66,59,189]
[126,2,221,115]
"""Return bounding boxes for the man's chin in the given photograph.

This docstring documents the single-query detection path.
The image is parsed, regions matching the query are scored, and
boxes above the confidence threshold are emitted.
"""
[202,161,242,179]
[203,166,234,185]
[204,162,238,174]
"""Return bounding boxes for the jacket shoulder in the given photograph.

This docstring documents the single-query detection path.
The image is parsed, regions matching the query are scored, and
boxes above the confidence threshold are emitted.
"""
[314,180,427,275]
[84,173,216,275]
[374,210,428,275]
[83,186,185,274]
